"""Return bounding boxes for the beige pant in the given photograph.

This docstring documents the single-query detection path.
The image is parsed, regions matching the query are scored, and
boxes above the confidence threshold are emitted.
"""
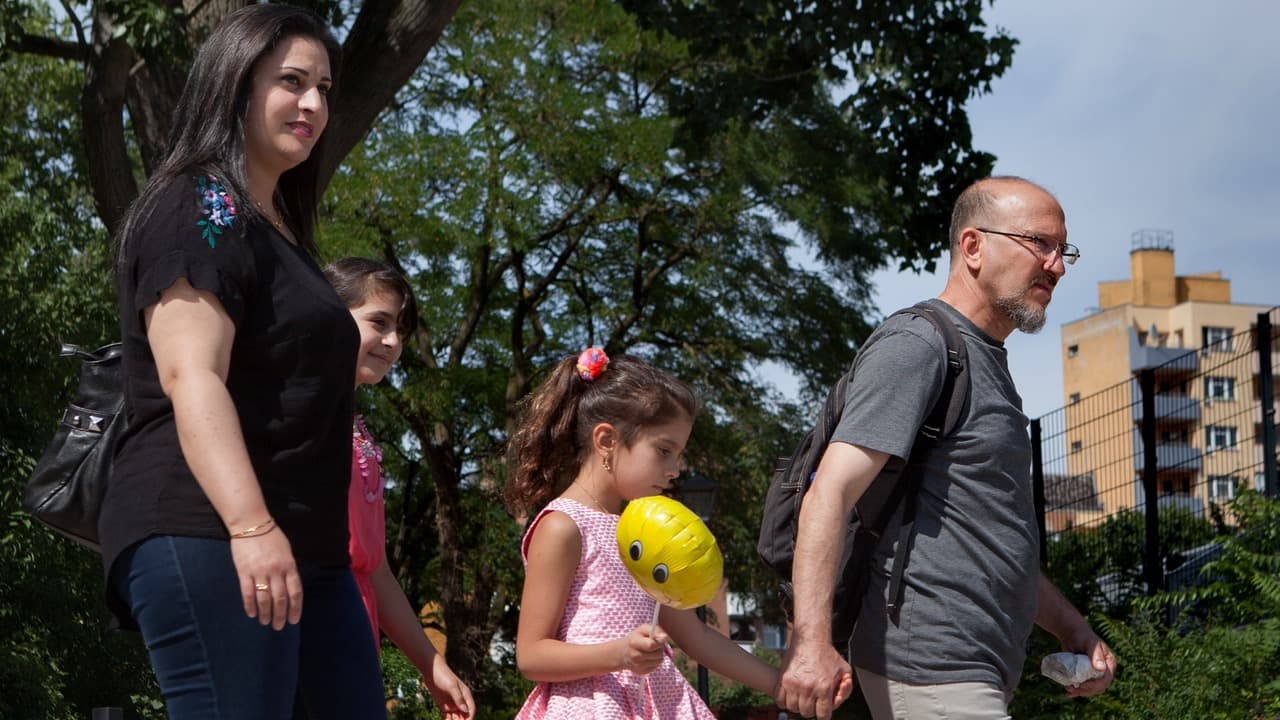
[856,667,1013,720]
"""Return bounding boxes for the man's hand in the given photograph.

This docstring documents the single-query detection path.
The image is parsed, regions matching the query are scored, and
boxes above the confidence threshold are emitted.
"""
[1062,628,1116,698]
[777,640,854,720]
[1036,573,1116,698]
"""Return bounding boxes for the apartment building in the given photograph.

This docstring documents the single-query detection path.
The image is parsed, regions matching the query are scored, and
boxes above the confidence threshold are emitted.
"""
[1055,230,1273,528]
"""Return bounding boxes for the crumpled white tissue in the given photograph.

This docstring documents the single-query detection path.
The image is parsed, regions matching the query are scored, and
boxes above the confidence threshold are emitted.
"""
[1040,652,1106,686]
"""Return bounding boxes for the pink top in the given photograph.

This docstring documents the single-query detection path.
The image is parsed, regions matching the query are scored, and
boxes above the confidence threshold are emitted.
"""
[514,498,716,720]
[349,415,385,644]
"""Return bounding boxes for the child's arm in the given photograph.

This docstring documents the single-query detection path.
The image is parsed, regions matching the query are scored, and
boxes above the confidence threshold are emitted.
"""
[660,605,780,696]
[371,560,475,719]
[517,510,667,681]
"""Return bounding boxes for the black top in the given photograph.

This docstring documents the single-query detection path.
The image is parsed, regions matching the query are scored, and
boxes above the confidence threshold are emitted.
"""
[102,174,358,627]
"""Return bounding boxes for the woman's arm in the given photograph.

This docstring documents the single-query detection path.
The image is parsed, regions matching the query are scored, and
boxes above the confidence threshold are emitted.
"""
[145,278,301,630]
[661,605,780,696]
[515,510,666,681]
[370,560,475,719]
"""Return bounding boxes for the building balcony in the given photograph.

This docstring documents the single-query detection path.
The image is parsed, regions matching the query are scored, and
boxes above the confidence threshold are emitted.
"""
[1130,390,1200,424]
[1132,437,1202,473]
[1128,335,1198,375]
[1131,487,1206,516]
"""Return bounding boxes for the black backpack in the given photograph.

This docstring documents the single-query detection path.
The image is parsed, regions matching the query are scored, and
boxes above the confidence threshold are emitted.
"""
[756,302,969,653]
[22,343,127,551]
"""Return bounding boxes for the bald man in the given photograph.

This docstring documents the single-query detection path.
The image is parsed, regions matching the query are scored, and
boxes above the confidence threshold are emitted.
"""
[776,177,1115,719]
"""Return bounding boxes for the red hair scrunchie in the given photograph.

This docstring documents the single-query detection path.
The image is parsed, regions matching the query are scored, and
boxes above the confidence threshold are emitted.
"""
[576,347,609,382]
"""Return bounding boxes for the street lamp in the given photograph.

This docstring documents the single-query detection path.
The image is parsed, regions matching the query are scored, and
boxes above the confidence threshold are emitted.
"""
[676,470,718,703]
[678,470,718,521]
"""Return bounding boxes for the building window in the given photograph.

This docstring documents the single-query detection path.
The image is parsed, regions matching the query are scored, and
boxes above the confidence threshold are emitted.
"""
[1205,425,1237,452]
[1070,440,1083,453]
[1204,376,1235,401]
[1202,326,1234,352]
[1069,392,1081,404]
[1067,344,1079,358]
[1208,475,1237,501]
[729,616,757,643]
[1257,473,1268,493]
[761,623,787,651]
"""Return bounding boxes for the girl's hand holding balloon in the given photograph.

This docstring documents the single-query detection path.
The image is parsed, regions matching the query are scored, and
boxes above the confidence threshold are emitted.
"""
[613,495,778,699]
[618,623,670,675]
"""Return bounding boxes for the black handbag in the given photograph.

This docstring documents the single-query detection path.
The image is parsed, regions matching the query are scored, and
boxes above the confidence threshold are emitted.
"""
[22,342,127,551]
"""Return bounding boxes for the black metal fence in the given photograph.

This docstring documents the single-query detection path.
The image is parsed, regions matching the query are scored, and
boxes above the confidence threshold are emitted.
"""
[1032,307,1279,614]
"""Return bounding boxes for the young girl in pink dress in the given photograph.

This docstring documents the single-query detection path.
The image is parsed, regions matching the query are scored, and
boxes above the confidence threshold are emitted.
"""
[505,349,780,719]
[324,258,475,720]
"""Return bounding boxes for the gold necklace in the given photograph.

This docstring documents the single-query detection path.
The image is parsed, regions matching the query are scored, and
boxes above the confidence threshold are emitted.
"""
[573,481,613,514]
[253,199,284,230]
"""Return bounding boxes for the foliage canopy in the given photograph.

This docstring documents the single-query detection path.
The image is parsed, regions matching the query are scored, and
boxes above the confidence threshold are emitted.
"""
[2,0,1019,713]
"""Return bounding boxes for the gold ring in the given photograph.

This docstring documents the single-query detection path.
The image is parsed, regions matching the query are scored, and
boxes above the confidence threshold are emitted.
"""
[254,582,270,592]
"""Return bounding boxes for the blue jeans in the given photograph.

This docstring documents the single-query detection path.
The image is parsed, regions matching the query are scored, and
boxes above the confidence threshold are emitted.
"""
[111,535,385,720]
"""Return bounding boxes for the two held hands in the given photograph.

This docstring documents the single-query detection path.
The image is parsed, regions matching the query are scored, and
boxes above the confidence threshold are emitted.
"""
[777,641,854,720]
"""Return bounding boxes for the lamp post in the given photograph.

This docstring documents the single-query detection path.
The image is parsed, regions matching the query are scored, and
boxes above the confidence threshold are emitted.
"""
[677,471,718,703]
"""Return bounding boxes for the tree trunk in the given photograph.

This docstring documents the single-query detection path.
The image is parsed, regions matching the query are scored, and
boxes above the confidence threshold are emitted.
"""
[319,0,465,192]
[80,8,138,235]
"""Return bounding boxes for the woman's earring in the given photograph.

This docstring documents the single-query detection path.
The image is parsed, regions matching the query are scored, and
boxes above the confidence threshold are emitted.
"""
[602,456,613,473]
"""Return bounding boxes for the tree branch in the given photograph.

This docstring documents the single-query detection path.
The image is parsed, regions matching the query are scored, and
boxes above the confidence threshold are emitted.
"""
[56,0,86,49]
[320,0,465,193]
[523,168,621,307]
[11,32,86,62]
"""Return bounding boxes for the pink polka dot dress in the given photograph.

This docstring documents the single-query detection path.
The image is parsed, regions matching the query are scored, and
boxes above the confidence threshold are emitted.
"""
[514,498,716,720]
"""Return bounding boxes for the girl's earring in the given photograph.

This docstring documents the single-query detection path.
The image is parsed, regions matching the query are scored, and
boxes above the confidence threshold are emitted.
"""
[602,456,613,473]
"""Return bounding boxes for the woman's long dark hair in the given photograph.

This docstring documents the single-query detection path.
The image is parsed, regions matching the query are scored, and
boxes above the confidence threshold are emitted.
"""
[117,4,341,260]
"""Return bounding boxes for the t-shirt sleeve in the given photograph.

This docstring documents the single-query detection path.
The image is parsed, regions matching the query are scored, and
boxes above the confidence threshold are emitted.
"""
[126,174,251,326]
[828,316,947,461]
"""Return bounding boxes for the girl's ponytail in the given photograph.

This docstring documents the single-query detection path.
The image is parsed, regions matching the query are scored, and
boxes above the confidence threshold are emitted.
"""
[504,356,587,516]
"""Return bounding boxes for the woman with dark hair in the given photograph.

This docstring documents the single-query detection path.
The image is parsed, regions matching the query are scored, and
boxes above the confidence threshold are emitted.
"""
[104,5,385,718]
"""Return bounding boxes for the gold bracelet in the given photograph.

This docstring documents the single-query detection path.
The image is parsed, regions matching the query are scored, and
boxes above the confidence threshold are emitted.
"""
[229,518,276,539]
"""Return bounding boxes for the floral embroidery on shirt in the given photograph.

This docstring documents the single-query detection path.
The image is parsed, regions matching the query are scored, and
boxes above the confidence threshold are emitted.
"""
[194,175,237,248]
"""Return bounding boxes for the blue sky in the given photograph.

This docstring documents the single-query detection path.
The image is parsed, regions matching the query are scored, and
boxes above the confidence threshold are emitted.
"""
[868,0,1280,419]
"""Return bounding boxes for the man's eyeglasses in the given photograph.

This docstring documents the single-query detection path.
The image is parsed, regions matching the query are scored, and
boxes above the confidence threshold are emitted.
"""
[977,228,1080,266]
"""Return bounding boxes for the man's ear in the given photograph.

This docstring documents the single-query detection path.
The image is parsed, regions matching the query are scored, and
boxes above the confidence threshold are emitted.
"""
[958,227,985,271]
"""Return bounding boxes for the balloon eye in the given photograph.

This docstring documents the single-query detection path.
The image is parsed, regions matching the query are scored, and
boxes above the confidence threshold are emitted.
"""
[629,540,643,561]
[652,564,669,584]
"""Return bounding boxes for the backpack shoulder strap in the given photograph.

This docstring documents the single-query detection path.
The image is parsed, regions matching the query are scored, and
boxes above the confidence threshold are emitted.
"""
[902,301,969,439]
[881,301,970,618]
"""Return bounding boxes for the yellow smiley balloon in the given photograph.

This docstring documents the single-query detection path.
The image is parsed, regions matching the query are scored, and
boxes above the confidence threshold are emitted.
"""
[616,495,723,610]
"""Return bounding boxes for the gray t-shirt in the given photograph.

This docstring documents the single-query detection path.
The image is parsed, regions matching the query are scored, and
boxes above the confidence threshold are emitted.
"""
[831,299,1039,690]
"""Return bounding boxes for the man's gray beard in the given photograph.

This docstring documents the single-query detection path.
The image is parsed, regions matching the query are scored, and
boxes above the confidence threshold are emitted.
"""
[995,293,1047,334]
